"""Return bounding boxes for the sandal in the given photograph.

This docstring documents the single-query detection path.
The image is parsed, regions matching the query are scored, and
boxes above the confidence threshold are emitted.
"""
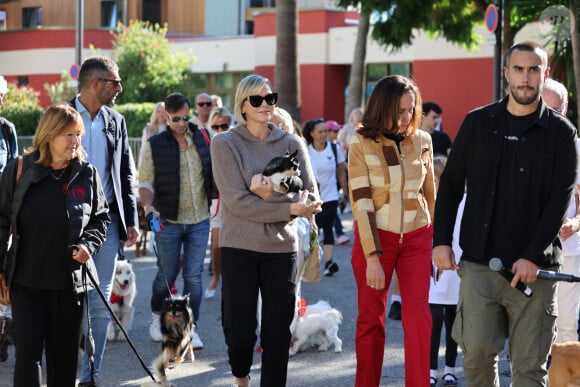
[443,373,458,387]
[430,376,437,387]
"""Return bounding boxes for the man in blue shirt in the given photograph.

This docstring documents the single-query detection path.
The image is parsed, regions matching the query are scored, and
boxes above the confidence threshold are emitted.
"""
[71,56,139,387]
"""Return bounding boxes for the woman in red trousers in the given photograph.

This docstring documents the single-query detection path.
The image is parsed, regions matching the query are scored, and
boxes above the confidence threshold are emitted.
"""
[348,75,435,386]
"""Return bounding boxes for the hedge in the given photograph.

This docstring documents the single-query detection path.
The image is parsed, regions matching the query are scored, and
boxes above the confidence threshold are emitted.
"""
[3,102,157,138]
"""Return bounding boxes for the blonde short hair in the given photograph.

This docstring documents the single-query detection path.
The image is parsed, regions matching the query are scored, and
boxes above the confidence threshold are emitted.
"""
[272,107,294,133]
[209,107,233,127]
[234,74,273,125]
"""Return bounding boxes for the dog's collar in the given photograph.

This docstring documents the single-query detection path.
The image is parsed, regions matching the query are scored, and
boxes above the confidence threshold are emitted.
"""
[297,297,307,317]
[110,292,123,304]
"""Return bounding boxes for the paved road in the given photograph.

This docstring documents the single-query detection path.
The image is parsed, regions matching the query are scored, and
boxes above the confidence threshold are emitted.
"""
[0,212,513,386]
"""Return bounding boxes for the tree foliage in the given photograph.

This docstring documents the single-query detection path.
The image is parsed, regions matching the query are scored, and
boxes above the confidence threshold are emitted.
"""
[111,20,195,104]
[337,0,485,52]
[44,71,77,105]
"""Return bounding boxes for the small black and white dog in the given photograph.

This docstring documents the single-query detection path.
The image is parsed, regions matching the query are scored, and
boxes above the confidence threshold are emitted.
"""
[151,295,195,383]
[263,149,303,194]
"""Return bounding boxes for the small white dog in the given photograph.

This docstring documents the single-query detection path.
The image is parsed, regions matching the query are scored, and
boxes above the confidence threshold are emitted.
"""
[289,300,343,356]
[107,260,137,340]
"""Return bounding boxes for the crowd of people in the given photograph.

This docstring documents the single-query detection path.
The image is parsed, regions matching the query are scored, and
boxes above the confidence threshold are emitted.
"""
[0,40,579,387]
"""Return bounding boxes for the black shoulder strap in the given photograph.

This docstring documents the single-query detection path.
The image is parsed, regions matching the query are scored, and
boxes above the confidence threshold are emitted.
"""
[1,120,14,161]
[330,142,338,168]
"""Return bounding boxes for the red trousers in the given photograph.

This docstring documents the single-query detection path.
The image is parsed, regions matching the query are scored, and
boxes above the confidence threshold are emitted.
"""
[351,225,433,387]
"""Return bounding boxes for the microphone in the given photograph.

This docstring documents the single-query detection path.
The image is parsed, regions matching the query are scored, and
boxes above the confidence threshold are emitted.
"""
[489,258,533,297]
[537,270,580,282]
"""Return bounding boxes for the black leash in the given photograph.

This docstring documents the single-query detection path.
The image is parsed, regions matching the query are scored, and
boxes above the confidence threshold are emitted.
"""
[81,262,159,384]
[153,243,175,300]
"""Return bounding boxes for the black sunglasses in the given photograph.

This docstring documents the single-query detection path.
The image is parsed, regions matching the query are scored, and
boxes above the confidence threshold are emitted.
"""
[169,114,191,123]
[197,101,212,108]
[98,78,122,86]
[247,93,278,108]
[211,123,230,131]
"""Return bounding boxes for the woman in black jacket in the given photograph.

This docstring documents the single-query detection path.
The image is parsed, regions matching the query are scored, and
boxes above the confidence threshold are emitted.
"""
[0,103,110,387]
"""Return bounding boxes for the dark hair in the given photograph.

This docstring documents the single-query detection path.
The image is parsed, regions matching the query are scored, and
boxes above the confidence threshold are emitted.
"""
[302,118,324,145]
[165,93,190,113]
[422,102,442,115]
[78,56,119,89]
[359,75,422,140]
[505,41,548,67]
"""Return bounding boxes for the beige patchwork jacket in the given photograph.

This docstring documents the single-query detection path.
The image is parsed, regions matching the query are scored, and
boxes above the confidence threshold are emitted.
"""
[348,130,435,257]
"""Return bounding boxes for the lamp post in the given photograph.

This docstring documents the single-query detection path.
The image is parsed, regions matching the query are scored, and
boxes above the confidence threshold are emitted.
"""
[75,0,83,67]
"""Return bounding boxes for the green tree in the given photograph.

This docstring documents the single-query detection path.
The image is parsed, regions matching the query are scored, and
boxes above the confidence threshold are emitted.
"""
[111,20,195,104]
[44,70,77,104]
[337,0,486,52]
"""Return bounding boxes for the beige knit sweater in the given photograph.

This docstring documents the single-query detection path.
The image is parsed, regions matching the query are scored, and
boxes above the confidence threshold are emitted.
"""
[348,130,435,257]
[211,124,319,253]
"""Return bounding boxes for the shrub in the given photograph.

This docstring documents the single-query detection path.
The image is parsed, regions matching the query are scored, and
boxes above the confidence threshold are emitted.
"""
[113,102,155,137]
[1,84,44,136]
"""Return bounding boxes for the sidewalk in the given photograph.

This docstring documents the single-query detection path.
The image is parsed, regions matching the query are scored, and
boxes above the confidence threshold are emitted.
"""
[0,212,513,386]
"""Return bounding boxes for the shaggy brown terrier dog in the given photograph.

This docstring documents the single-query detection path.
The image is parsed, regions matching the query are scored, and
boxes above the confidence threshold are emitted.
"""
[152,295,195,383]
[548,342,580,387]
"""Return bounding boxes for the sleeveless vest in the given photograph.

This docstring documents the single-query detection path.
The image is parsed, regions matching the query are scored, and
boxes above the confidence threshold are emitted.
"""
[149,124,212,220]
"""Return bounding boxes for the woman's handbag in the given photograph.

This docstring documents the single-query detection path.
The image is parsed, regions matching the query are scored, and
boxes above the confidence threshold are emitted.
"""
[302,224,322,283]
[0,156,23,307]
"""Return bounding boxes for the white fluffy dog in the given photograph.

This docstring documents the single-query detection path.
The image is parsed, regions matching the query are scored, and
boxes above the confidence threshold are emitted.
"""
[107,260,137,340]
[289,300,343,356]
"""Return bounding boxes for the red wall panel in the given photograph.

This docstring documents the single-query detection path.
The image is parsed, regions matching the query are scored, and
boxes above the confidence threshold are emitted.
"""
[413,57,495,140]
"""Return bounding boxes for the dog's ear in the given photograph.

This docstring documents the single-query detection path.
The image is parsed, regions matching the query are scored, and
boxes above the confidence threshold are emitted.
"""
[182,293,190,303]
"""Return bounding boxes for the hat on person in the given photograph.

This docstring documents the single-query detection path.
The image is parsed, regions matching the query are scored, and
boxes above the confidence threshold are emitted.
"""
[325,120,342,131]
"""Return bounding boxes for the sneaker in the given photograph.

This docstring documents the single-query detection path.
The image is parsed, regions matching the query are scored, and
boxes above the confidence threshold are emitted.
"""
[430,376,437,387]
[324,261,339,277]
[149,312,162,342]
[336,234,351,245]
[388,301,401,321]
[443,373,458,387]
[192,331,204,350]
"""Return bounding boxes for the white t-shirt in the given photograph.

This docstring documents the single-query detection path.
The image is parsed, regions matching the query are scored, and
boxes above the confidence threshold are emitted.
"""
[429,194,464,305]
[308,142,345,203]
[562,140,580,255]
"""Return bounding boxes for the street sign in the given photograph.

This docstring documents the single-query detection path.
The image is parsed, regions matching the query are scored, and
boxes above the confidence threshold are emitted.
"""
[485,33,497,46]
[486,5,499,33]
[69,63,80,80]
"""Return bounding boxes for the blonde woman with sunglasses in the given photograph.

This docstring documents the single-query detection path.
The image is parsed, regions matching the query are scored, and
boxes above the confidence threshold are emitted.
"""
[211,75,322,387]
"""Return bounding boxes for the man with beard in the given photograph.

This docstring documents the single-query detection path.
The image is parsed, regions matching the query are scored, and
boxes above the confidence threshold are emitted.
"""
[71,56,139,387]
[432,41,578,386]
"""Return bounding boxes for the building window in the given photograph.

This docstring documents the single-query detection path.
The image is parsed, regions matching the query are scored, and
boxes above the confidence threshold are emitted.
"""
[0,10,6,31]
[250,0,276,6]
[17,76,29,87]
[22,7,42,29]
[101,1,123,29]
[365,63,411,99]
[142,0,161,25]
[186,72,252,113]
